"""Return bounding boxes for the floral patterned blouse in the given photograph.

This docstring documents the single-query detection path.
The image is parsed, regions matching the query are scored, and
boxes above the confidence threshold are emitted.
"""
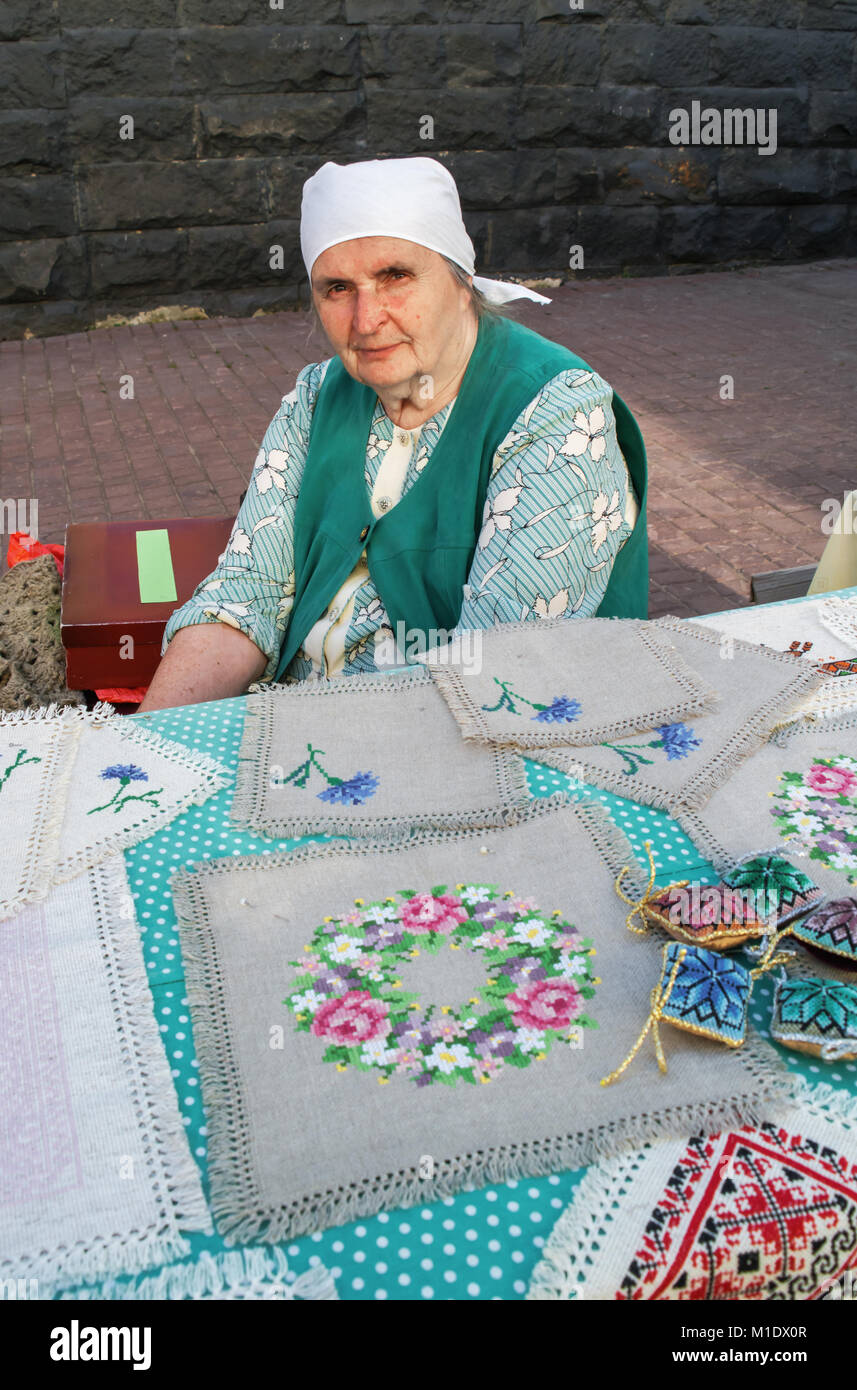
[162,356,638,682]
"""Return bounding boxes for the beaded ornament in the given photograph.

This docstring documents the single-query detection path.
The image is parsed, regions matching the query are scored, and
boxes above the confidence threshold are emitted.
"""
[615,841,774,951]
[770,974,857,1062]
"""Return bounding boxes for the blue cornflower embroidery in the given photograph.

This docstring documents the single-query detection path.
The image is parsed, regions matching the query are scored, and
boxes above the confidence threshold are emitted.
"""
[88,764,163,815]
[275,743,380,807]
[317,772,380,806]
[601,722,703,777]
[532,696,582,724]
[482,677,582,723]
[653,723,703,761]
[100,763,149,782]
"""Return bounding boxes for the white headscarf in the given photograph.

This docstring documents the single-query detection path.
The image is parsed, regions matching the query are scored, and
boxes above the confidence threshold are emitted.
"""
[300,157,551,306]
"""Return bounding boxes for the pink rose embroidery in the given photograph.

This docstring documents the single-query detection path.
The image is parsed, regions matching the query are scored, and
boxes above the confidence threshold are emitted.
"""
[311,990,390,1044]
[507,978,582,1030]
[806,764,857,796]
[400,893,468,935]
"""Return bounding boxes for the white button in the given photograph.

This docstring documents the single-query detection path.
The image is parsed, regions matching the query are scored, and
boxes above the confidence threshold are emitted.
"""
[397,431,410,446]
[377,496,392,512]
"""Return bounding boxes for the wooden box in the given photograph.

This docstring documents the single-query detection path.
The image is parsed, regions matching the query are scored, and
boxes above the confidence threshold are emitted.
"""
[61,516,234,689]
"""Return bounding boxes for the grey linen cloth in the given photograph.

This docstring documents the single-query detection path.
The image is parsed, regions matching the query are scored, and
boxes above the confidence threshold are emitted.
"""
[232,667,531,838]
[536,616,825,812]
[172,796,790,1244]
[424,616,718,749]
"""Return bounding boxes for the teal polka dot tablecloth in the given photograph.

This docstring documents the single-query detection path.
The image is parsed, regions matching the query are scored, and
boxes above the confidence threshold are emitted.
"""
[68,607,857,1298]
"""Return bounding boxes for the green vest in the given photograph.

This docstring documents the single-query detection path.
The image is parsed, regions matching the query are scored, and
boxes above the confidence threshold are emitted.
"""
[274,314,648,681]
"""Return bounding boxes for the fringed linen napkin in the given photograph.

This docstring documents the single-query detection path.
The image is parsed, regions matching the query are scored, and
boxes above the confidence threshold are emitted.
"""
[537,617,825,812]
[172,797,790,1245]
[676,710,857,907]
[232,668,530,839]
[0,856,212,1291]
[0,705,80,921]
[695,594,857,724]
[527,1079,857,1301]
[53,706,229,882]
[423,616,718,749]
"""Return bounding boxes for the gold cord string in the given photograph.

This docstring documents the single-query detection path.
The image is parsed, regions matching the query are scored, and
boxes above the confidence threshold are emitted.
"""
[614,840,689,937]
[600,947,687,1087]
[749,923,796,980]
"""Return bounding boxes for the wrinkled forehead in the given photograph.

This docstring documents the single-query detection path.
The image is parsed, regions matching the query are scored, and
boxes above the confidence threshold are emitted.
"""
[310,236,445,285]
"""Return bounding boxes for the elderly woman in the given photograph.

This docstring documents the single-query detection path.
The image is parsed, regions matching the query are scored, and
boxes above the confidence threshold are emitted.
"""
[141,157,647,711]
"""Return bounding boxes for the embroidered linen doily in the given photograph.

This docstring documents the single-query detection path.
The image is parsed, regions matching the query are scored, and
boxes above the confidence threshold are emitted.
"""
[172,797,789,1245]
[232,668,530,839]
[52,706,230,883]
[0,855,212,1291]
[695,594,857,724]
[422,616,718,749]
[0,705,81,921]
[676,710,857,915]
[536,616,825,813]
[527,1079,857,1301]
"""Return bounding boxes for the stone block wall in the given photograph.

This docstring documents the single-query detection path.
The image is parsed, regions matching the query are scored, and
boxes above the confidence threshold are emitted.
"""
[1,0,855,337]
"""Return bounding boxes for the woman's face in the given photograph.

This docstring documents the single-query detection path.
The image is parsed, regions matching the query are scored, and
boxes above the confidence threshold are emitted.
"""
[311,236,475,396]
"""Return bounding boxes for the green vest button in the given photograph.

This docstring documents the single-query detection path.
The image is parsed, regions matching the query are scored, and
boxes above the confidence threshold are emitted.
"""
[359,524,369,542]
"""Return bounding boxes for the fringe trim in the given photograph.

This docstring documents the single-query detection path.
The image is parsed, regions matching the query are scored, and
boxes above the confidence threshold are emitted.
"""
[526,1071,857,1301]
[51,710,231,884]
[425,618,720,752]
[11,856,215,1290]
[172,797,791,1247]
[0,716,81,922]
[231,678,534,840]
[534,616,828,814]
[57,1249,339,1301]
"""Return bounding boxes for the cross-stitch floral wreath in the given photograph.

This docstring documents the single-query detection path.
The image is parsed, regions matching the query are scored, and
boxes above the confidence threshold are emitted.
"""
[770,757,857,886]
[285,884,599,1088]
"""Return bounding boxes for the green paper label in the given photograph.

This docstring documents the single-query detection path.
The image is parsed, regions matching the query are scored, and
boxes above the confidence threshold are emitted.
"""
[136,528,177,604]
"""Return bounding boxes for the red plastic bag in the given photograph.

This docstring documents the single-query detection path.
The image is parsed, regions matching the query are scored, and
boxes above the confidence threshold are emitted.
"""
[95,686,149,706]
[7,532,65,578]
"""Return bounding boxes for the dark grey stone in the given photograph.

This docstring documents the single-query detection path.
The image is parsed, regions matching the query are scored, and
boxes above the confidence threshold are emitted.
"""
[344,0,439,21]
[175,26,360,94]
[601,23,710,86]
[58,0,177,26]
[660,88,811,147]
[602,147,719,204]
[465,206,573,274]
[0,111,66,172]
[713,0,803,24]
[69,100,196,163]
[360,26,444,85]
[665,0,716,24]
[0,175,76,236]
[63,30,178,97]
[179,0,344,20]
[554,149,603,204]
[0,0,59,40]
[660,205,721,260]
[710,27,854,86]
[185,219,302,288]
[779,0,857,28]
[714,205,789,259]
[521,23,602,85]
[830,150,857,200]
[76,159,269,231]
[718,148,835,204]
[0,40,66,109]
[0,237,62,300]
[366,87,517,151]
[445,25,522,86]
[785,204,849,258]
[518,86,661,145]
[196,94,364,158]
[810,90,857,143]
[446,149,560,209]
[87,227,188,292]
[573,204,662,267]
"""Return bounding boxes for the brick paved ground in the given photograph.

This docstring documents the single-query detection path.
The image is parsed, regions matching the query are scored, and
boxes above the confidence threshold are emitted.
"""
[0,259,854,618]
